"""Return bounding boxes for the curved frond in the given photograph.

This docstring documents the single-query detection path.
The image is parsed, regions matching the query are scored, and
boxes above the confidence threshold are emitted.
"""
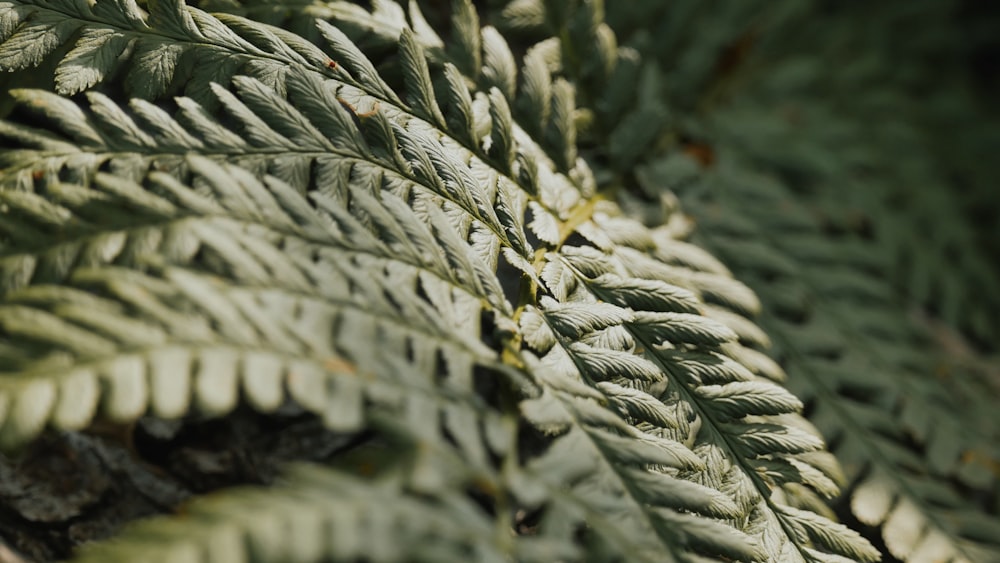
[502,1,1000,561]
[0,160,505,464]
[2,1,979,561]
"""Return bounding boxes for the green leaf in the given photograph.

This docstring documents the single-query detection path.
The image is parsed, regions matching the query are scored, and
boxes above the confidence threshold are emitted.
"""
[780,505,882,563]
[695,381,803,419]
[480,26,516,100]
[447,0,480,78]
[398,27,446,127]
[629,311,738,347]
[54,28,130,94]
[0,11,77,70]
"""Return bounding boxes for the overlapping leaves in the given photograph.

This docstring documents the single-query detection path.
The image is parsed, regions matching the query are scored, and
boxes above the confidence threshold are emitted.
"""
[497,1,1000,561]
[0,0,880,561]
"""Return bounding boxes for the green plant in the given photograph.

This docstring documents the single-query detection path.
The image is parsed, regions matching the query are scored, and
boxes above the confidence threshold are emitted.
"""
[0,1,996,562]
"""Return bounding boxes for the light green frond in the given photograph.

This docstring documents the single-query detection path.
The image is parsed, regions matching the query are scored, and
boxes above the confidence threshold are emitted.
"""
[0,160,507,457]
[0,1,542,259]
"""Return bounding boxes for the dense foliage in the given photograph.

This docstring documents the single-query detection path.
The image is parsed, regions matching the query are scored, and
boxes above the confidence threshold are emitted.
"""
[0,1,997,561]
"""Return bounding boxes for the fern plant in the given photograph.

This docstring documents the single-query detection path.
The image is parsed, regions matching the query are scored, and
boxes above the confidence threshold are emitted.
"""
[0,1,995,562]
[494,2,1000,562]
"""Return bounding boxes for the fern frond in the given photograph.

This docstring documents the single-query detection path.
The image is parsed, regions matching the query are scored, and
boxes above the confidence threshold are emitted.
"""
[0,1,901,561]
[667,155,1000,563]
[0,159,513,460]
[0,0,548,270]
[517,299,766,561]
[0,88,517,314]
[1,80,524,253]
[190,0,445,58]
[488,7,878,558]
[70,463,556,563]
[544,239,878,562]
[506,1,1000,561]
[0,157,546,563]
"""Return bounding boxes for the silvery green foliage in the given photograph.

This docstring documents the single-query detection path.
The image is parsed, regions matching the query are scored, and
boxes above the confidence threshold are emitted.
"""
[0,0,883,561]
[495,1,1000,562]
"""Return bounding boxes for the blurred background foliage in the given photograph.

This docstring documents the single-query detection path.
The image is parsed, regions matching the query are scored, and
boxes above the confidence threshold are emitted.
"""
[598,0,1000,349]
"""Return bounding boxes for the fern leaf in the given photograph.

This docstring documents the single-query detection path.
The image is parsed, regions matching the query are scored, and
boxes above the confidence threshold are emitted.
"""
[446,0,481,79]
[397,27,446,128]
[0,160,502,447]
[0,2,900,561]
[497,4,888,560]
[675,157,1000,562]
[69,464,542,563]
